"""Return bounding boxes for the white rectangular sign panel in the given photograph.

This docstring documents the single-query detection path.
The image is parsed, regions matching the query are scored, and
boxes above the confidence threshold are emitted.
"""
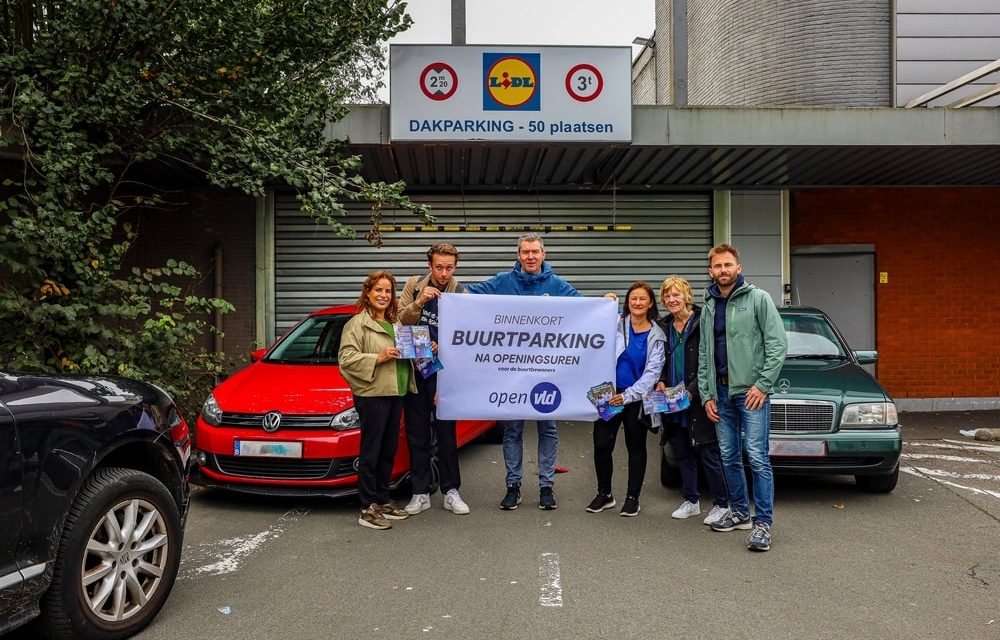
[436,294,617,421]
[390,45,632,142]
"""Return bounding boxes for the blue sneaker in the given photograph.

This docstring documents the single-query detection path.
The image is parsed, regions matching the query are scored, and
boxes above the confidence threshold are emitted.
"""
[500,484,521,510]
[539,486,557,510]
[709,508,753,532]
[747,522,772,552]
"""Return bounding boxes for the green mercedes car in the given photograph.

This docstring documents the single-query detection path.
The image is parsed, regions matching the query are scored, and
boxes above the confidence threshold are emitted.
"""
[661,306,902,492]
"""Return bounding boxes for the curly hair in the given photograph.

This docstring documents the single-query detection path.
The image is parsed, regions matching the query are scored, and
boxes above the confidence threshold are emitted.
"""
[355,270,398,322]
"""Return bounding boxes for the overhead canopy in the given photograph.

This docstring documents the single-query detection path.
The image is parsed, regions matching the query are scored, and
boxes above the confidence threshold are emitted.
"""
[328,105,1000,190]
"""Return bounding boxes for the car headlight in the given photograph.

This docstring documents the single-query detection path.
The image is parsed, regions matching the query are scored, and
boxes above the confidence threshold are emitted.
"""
[201,394,223,426]
[330,407,360,431]
[840,402,898,428]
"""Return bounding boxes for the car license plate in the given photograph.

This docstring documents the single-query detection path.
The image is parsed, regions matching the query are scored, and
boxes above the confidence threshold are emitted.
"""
[234,440,303,458]
[770,439,826,457]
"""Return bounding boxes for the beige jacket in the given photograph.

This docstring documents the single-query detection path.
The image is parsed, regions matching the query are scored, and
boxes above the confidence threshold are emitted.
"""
[338,312,417,397]
[398,273,463,325]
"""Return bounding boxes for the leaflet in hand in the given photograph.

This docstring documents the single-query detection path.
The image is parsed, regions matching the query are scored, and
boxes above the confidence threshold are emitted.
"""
[415,356,443,379]
[395,325,433,359]
[644,383,691,414]
[587,381,622,421]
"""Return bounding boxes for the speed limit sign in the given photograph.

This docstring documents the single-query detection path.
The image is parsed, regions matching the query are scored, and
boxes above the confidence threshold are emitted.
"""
[565,64,604,102]
[420,62,459,101]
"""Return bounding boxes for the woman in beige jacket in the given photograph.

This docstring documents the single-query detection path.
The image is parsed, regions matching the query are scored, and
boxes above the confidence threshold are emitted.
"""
[338,271,418,530]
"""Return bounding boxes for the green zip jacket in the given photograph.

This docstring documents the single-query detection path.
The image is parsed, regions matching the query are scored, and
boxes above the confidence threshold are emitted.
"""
[696,280,787,403]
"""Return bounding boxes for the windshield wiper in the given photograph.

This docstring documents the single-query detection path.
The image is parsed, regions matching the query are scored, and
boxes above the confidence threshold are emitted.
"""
[786,354,848,360]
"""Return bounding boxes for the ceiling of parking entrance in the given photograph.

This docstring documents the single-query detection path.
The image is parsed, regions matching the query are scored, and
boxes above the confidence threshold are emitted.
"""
[333,105,1000,190]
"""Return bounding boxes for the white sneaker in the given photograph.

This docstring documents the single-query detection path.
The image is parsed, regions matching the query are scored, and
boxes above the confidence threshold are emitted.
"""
[703,504,728,526]
[404,493,431,514]
[443,489,470,515]
[671,500,701,519]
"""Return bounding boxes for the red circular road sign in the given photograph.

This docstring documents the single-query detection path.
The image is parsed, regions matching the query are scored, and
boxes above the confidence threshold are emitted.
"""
[565,64,604,102]
[420,62,458,101]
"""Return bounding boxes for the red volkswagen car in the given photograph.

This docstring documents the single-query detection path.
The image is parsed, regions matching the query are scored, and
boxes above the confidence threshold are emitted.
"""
[192,305,495,497]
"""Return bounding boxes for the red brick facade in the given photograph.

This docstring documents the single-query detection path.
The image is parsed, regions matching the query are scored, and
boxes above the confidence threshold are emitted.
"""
[791,188,1000,399]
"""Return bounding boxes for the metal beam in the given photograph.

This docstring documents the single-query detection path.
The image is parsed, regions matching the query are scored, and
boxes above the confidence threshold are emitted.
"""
[947,82,1000,108]
[905,58,1000,108]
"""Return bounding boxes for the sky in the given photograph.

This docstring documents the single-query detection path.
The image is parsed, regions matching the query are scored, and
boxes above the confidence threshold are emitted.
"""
[379,0,655,100]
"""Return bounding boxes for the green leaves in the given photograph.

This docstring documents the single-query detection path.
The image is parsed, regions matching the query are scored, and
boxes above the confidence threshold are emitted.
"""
[0,0,421,419]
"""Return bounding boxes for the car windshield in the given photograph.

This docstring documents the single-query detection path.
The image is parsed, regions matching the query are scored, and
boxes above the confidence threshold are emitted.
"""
[782,314,847,359]
[264,314,351,364]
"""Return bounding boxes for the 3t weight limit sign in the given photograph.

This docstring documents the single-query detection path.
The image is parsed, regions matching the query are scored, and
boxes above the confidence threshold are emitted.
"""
[565,64,603,102]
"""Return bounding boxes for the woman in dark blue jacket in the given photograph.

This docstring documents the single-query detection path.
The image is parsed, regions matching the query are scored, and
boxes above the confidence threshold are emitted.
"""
[655,276,729,526]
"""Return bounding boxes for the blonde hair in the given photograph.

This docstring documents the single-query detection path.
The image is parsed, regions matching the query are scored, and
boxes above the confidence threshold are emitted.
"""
[659,275,694,310]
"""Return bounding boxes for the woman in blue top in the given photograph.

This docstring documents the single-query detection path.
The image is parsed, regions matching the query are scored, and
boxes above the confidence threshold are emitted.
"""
[586,281,666,517]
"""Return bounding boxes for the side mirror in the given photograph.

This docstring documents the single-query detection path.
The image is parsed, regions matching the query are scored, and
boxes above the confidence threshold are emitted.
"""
[250,348,267,363]
[853,350,878,365]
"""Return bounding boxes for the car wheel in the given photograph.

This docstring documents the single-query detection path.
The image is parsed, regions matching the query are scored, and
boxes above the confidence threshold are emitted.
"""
[856,464,899,493]
[37,467,183,640]
[660,448,682,487]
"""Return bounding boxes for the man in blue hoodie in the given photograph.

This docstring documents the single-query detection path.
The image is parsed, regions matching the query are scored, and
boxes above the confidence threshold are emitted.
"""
[697,243,787,552]
[465,233,581,510]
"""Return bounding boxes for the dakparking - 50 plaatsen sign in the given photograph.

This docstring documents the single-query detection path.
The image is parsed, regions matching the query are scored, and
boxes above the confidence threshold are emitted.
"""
[436,294,617,421]
[390,45,631,142]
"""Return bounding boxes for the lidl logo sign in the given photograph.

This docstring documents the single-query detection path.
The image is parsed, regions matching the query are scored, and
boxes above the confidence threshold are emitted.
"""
[483,53,540,111]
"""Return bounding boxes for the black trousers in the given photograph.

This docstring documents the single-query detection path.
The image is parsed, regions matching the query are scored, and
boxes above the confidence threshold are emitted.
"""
[353,394,403,507]
[671,426,729,507]
[403,374,460,493]
[593,401,648,498]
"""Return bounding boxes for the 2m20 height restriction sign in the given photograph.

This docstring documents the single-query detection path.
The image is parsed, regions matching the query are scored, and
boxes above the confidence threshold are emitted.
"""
[420,62,458,101]
[565,64,603,102]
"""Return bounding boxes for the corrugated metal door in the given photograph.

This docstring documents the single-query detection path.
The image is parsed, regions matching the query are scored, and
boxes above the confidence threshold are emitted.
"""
[274,193,712,331]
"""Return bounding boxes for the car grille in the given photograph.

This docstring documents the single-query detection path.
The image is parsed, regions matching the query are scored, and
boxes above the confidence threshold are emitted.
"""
[221,412,336,430]
[770,400,836,433]
[213,455,358,480]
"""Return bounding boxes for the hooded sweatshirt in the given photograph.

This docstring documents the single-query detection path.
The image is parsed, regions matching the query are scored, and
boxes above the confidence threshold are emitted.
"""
[465,260,581,297]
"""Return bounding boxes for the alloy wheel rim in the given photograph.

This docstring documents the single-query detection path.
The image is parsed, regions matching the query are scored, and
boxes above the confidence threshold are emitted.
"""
[80,498,169,622]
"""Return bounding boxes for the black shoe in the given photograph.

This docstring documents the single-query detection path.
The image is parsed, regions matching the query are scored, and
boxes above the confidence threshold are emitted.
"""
[585,493,616,513]
[539,486,557,510]
[620,495,640,517]
[500,484,521,510]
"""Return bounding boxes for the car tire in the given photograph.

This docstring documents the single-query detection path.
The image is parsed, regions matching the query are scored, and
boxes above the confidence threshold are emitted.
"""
[660,448,682,487]
[36,467,183,640]
[856,464,899,493]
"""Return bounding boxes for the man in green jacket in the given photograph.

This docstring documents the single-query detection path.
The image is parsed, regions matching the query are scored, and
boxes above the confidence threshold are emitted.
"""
[697,243,787,552]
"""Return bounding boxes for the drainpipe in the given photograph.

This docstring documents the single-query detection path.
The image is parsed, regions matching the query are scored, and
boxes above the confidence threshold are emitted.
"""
[213,243,224,355]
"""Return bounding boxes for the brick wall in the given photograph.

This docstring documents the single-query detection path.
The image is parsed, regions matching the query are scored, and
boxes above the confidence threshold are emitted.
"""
[791,188,1000,399]
[125,188,257,369]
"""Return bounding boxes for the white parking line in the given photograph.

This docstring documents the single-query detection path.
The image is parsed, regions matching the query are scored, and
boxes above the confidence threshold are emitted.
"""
[905,441,1000,454]
[902,468,1000,499]
[900,453,993,464]
[538,552,563,607]
[907,466,1000,482]
[941,439,1000,453]
[179,508,309,580]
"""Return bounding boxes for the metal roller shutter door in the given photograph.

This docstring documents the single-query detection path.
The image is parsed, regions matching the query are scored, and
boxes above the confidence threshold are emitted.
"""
[274,193,712,331]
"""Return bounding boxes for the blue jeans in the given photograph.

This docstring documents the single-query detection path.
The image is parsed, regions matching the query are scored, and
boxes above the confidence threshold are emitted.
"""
[502,420,558,488]
[715,384,773,525]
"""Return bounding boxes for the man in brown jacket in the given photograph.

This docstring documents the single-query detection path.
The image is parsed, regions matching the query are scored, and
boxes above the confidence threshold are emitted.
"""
[398,243,470,515]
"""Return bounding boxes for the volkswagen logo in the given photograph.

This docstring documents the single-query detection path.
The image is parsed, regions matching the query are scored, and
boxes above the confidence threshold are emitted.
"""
[777,379,791,394]
[262,411,282,433]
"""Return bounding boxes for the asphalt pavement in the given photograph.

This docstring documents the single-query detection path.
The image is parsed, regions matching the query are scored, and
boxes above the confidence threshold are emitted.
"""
[126,412,1000,640]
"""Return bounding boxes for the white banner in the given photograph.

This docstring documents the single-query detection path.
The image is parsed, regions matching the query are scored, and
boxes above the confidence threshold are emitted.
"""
[436,294,617,420]
[390,45,632,142]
